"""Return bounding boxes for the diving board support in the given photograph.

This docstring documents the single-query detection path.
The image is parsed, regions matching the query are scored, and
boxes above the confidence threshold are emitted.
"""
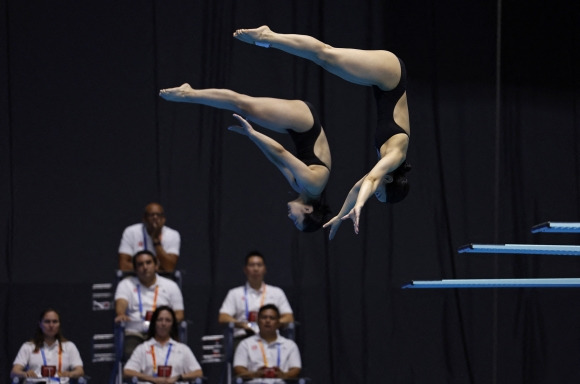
[402,278,580,289]
[531,222,580,233]
[458,243,580,256]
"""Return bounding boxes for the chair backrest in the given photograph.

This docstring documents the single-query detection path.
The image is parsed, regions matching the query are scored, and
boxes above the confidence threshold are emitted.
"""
[280,321,296,340]
[200,334,227,364]
[91,282,117,363]
[91,333,116,363]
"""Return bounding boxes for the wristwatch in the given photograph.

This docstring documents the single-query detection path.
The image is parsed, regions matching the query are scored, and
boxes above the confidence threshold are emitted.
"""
[177,374,183,381]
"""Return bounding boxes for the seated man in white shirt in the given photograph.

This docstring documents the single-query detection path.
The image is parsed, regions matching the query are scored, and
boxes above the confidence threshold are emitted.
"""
[118,202,181,272]
[219,251,294,340]
[114,250,185,360]
[234,304,301,382]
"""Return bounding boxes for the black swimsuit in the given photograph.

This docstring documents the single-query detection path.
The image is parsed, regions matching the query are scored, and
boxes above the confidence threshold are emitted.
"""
[373,58,408,152]
[287,101,330,169]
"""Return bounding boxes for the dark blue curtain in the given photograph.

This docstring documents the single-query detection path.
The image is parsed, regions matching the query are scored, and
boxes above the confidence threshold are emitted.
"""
[1,0,579,383]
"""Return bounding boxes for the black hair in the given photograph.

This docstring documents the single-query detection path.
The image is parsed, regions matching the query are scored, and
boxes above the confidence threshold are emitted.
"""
[258,304,280,318]
[301,192,332,233]
[244,250,265,266]
[32,308,67,352]
[146,305,180,341]
[132,250,158,270]
[385,161,412,204]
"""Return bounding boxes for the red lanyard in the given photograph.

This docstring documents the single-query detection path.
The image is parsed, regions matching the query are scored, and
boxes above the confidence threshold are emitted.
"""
[137,284,159,318]
[257,340,269,367]
[41,344,62,373]
[151,343,173,372]
[244,283,266,319]
[257,339,280,368]
[152,285,159,311]
[150,345,157,372]
[58,347,62,374]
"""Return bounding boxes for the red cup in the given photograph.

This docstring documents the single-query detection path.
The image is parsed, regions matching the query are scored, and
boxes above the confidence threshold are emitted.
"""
[145,311,154,321]
[248,311,258,322]
[41,365,57,377]
[157,365,172,377]
[264,367,276,378]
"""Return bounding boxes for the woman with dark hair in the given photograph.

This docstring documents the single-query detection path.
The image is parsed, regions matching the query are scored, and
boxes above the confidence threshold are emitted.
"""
[234,26,411,239]
[123,306,203,383]
[159,86,331,232]
[10,308,84,381]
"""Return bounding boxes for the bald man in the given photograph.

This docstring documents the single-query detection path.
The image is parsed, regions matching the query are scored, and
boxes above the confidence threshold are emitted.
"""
[118,202,181,272]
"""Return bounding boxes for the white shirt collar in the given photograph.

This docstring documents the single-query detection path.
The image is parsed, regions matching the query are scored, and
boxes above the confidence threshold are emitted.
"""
[42,339,61,350]
[245,281,265,293]
[148,337,176,348]
[256,334,280,346]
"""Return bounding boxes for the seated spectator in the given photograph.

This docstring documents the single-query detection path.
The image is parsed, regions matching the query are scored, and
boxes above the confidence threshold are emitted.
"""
[234,304,301,382]
[115,250,185,360]
[124,306,203,383]
[219,251,294,340]
[11,308,84,382]
[119,202,181,272]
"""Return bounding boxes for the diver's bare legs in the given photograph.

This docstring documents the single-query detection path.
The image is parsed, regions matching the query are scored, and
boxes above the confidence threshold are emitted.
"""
[233,26,401,90]
[160,84,313,134]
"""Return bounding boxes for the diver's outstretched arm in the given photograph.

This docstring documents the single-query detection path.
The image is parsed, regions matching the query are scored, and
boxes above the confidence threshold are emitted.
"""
[339,143,407,235]
[323,176,365,240]
[228,114,326,195]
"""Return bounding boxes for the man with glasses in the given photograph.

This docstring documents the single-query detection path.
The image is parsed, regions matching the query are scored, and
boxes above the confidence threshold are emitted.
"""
[118,202,181,272]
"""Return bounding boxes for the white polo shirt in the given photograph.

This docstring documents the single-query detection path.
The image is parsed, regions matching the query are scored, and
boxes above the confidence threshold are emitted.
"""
[234,334,301,373]
[124,337,201,383]
[115,274,184,333]
[219,283,293,337]
[118,223,181,256]
[12,340,83,380]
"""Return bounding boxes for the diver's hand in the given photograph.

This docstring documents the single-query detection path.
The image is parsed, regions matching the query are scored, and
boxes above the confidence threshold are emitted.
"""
[323,215,343,240]
[227,114,256,137]
[341,205,362,235]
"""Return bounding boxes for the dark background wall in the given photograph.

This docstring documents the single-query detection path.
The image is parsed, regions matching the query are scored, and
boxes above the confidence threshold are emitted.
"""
[1,0,579,383]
